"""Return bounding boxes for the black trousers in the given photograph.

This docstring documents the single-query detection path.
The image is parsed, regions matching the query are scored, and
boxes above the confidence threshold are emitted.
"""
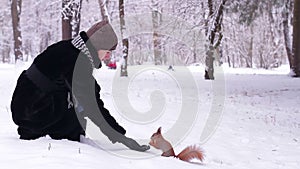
[11,71,85,141]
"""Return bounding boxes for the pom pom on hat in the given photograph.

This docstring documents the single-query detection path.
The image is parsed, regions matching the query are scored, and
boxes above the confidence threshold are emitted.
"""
[86,20,118,51]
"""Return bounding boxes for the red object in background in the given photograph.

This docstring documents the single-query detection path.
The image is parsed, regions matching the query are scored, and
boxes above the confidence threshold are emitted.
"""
[107,61,117,69]
[102,52,116,69]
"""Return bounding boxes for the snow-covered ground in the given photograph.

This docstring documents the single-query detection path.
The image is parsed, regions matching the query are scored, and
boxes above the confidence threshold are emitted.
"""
[0,62,299,169]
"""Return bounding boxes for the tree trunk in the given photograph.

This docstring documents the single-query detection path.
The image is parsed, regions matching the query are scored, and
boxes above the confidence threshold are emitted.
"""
[248,24,254,68]
[2,39,11,63]
[283,0,294,69]
[204,0,227,80]
[121,38,129,76]
[98,0,109,21]
[62,0,72,40]
[72,0,83,37]
[204,0,214,80]
[11,0,23,62]
[293,0,300,77]
[62,0,82,40]
[205,45,215,80]
[152,0,162,65]
[119,0,128,76]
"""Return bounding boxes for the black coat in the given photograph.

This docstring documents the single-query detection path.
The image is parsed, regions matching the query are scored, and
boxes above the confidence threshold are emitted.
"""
[11,32,126,141]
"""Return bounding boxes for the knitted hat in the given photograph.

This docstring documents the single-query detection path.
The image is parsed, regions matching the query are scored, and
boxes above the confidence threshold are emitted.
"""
[86,20,118,51]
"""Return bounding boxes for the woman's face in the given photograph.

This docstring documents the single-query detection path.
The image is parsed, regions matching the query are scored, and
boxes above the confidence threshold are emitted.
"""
[97,50,110,61]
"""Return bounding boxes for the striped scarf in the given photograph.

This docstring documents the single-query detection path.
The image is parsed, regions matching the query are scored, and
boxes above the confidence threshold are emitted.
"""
[71,34,95,69]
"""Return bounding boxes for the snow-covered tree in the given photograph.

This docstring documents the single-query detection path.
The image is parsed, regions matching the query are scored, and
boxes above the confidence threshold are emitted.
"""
[0,1,12,63]
[204,0,227,80]
[119,0,128,76]
[224,0,289,69]
[293,0,300,77]
[98,0,109,21]
[282,0,294,70]
[11,0,23,62]
[21,0,61,59]
[62,0,83,40]
[151,0,163,65]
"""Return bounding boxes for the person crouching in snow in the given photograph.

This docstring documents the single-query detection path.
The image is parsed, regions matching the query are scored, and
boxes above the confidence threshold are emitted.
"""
[10,20,150,152]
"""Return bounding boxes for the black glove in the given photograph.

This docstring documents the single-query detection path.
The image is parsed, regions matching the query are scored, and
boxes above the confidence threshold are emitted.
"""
[117,135,150,152]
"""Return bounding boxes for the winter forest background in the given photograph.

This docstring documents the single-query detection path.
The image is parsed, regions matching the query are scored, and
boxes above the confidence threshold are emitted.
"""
[1,0,300,78]
[1,1,300,168]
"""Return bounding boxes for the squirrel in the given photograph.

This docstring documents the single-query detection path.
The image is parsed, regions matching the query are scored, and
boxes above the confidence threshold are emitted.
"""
[149,127,204,163]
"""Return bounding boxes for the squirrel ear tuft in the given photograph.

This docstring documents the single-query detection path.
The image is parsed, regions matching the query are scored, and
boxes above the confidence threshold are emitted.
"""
[157,127,162,134]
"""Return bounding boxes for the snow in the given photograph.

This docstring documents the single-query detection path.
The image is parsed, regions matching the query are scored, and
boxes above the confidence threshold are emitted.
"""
[1,62,300,169]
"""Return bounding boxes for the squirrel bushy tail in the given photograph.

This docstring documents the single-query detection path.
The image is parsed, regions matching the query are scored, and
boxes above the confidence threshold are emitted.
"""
[177,145,204,162]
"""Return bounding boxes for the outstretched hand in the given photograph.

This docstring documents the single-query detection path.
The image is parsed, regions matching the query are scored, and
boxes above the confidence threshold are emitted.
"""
[118,135,150,152]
